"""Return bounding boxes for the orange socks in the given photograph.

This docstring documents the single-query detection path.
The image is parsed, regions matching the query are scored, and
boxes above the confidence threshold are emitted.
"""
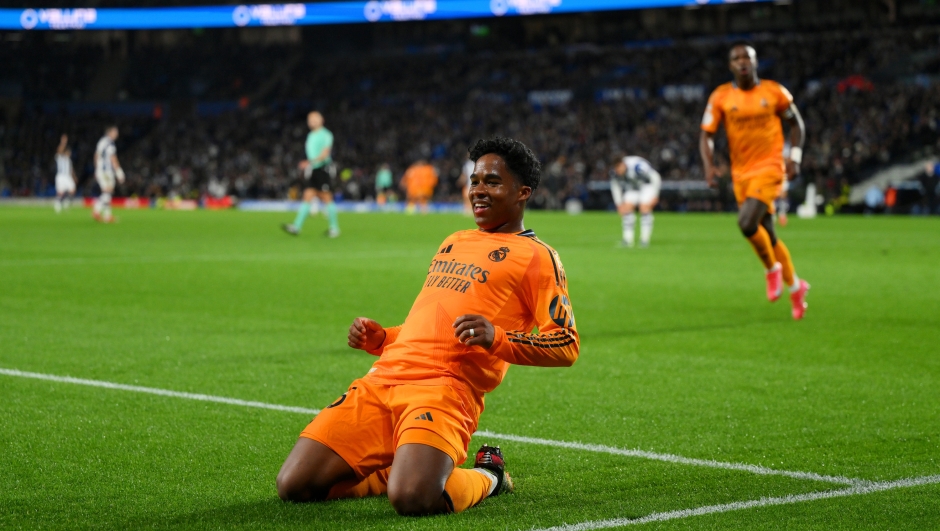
[326,467,390,500]
[773,239,796,287]
[443,468,493,513]
[325,466,492,513]
[746,226,777,270]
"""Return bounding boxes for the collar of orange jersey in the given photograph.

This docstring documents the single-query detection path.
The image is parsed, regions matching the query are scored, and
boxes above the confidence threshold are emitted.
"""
[732,78,762,90]
[476,228,535,237]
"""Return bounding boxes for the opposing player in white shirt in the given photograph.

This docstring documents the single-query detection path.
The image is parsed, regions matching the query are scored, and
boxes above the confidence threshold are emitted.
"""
[54,135,76,213]
[93,125,125,223]
[611,155,661,248]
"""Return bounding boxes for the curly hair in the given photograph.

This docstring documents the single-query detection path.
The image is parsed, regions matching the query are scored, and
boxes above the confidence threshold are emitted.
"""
[468,137,541,191]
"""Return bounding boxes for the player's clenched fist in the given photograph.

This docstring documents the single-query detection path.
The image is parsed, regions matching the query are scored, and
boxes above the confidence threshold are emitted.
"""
[453,314,495,349]
[348,317,386,351]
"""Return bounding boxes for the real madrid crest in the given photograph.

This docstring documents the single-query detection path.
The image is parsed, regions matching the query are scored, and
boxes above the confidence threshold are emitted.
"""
[488,247,510,262]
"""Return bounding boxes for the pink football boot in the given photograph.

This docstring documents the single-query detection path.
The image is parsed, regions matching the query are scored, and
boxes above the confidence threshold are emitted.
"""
[790,280,810,320]
[766,263,783,302]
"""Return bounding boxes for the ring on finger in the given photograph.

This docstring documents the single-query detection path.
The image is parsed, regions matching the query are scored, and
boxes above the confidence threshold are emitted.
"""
[469,328,475,338]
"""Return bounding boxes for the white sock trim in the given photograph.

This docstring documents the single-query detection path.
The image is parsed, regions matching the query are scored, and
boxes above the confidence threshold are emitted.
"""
[473,467,499,496]
[789,275,801,293]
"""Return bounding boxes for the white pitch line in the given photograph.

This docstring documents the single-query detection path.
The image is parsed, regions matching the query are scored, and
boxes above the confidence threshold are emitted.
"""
[474,430,858,485]
[4,368,935,529]
[0,368,320,416]
[0,368,856,486]
[529,474,940,531]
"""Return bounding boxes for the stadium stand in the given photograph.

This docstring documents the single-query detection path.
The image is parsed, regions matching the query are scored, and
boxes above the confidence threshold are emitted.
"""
[1,1,938,212]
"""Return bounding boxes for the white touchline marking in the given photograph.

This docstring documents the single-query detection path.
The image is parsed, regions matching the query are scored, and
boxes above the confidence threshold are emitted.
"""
[0,368,320,416]
[528,474,940,531]
[474,430,858,485]
[0,368,858,486]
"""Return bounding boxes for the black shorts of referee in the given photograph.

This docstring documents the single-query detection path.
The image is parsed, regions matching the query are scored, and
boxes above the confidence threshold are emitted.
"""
[302,166,334,193]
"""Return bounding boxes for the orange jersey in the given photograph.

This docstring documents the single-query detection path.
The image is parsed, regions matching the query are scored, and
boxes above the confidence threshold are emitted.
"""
[364,229,579,400]
[401,164,438,197]
[701,80,793,181]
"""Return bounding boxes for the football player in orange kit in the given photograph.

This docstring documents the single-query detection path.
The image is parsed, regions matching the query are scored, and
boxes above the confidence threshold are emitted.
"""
[276,137,579,515]
[699,42,811,320]
[400,160,439,214]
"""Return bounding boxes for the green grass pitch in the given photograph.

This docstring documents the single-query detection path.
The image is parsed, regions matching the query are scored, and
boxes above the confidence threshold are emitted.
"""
[1,206,939,530]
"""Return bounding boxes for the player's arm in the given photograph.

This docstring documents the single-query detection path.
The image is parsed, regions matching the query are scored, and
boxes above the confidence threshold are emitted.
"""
[111,151,125,184]
[454,256,579,368]
[610,177,624,202]
[313,145,332,164]
[399,170,410,191]
[779,103,805,179]
[699,93,723,187]
[56,135,68,155]
[312,131,334,164]
[610,177,628,216]
[699,131,720,187]
[347,317,402,356]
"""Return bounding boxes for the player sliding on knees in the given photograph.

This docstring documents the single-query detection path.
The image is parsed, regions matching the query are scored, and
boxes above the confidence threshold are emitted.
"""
[276,137,579,515]
[610,154,661,248]
[699,41,810,319]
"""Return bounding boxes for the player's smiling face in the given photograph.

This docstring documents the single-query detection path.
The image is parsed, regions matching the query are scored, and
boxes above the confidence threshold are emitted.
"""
[469,153,532,233]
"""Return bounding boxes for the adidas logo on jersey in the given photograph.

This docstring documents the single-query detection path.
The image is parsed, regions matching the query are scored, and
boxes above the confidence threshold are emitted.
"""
[438,244,453,254]
[414,412,434,422]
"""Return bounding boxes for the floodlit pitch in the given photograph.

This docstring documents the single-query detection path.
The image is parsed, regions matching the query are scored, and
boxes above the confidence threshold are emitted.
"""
[1,208,938,529]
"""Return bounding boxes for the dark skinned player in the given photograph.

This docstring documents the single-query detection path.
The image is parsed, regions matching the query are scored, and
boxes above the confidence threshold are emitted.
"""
[699,42,811,319]
[276,137,579,515]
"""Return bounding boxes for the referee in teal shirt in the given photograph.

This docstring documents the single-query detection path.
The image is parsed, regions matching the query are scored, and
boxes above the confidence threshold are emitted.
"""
[283,111,339,237]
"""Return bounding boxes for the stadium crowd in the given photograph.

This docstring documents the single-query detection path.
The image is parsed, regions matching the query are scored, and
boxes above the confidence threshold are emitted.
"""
[2,25,938,212]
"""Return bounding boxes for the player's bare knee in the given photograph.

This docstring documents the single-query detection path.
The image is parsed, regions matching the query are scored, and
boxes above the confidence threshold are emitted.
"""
[275,470,301,501]
[387,483,440,516]
[276,469,326,503]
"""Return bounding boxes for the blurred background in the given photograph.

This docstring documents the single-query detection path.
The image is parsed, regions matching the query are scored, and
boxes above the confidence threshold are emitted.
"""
[1,0,939,214]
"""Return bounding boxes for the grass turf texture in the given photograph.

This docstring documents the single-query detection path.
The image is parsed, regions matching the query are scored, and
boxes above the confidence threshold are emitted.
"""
[1,207,938,530]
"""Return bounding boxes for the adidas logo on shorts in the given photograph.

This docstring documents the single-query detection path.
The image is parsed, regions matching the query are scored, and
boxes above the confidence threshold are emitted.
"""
[414,412,434,422]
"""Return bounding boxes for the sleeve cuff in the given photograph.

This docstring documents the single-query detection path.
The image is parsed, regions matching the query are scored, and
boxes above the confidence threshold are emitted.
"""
[488,326,511,360]
[365,330,390,356]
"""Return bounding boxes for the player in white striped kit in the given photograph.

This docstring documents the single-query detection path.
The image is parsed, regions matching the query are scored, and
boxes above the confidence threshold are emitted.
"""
[610,155,661,248]
[93,126,125,223]
[54,135,76,213]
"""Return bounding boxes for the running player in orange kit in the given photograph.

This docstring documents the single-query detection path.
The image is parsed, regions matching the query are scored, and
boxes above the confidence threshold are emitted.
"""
[276,137,579,515]
[699,42,811,320]
[400,160,439,214]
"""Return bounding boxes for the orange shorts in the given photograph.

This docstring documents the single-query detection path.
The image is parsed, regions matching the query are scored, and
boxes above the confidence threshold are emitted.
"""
[300,378,479,479]
[733,175,784,214]
[407,192,432,203]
